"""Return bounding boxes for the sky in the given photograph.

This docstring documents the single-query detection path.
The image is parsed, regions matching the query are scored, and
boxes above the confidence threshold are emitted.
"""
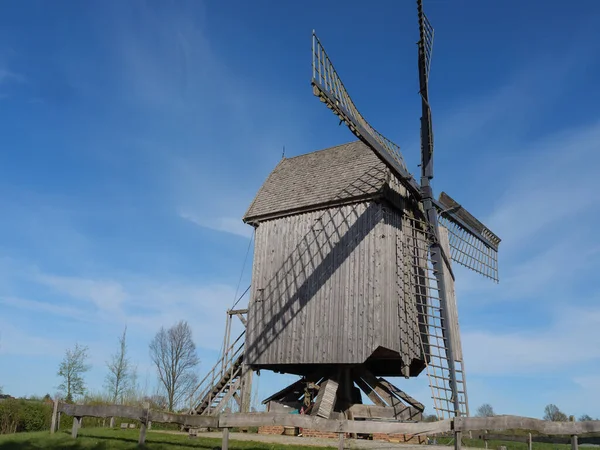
[1,0,600,419]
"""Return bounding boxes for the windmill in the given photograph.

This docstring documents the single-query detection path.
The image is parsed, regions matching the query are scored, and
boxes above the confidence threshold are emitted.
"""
[188,0,500,422]
[307,0,500,418]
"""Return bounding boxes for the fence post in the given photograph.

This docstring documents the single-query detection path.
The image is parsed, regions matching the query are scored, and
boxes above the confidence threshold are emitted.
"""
[71,417,81,438]
[569,415,578,450]
[50,399,59,433]
[338,432,345,450]
[139,402,150,445]
[454,430,462,450]
[222,427,230,450]
[528,432,532,450]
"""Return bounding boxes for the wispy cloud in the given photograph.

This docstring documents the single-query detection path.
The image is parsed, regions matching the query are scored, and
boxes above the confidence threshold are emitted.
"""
[36,274,127,314]
[0,259,239,352]
[463,304,600,375]
[455,119,600,304]
[179,211,253,238]
[0,69,24,85]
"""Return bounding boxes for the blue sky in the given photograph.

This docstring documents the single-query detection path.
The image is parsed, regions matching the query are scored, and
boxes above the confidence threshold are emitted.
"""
[1,0,600,419]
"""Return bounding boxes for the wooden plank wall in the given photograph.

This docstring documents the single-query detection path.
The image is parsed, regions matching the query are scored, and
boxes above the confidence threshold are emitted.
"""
[245,200,422,369]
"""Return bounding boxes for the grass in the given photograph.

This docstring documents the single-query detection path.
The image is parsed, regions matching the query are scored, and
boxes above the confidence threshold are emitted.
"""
[0,428,334,450]
[435,436,573,450]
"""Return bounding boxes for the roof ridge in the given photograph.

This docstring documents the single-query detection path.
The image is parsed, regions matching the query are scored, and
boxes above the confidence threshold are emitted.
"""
[283,139,361,161]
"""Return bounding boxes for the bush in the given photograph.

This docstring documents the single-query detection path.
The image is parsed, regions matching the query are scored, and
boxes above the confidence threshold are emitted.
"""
[0,399,52,434]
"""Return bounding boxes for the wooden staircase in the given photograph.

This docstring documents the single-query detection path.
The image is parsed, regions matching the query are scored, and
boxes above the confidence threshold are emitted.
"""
[188,332,246,416]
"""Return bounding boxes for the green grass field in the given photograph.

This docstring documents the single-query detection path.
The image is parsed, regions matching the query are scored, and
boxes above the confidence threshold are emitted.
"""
[0,428,334,450]
[435,436,572,450]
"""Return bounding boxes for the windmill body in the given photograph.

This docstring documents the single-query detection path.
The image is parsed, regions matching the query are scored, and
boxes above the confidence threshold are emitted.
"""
[243,141,427,379]
[189,0,501,422]
[243,141,429,419]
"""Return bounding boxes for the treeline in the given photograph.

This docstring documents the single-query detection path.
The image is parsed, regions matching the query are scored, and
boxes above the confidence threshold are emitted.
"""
[0,394,183,435]
[55,320,200,412]
[475,403,598,422]
[0,320,202,435]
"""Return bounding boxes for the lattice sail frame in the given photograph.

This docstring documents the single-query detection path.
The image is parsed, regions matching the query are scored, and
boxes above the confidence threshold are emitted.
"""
[437,192,500,282]
[402,215,469,419]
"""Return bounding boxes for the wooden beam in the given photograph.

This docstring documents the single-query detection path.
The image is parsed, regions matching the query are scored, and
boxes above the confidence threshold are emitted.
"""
[222,427,230,450]
[261,378,305,405]
[357,370,412,418]
[71,417,81,438]
[235,314,247,326]
[219,413,451,435]
[349,404,417,420]
[354,377,386,406]
[147,410,218,428]
[138,422,147,445]
[454,417,600,435]
[377,378,425,411]
[311,379,338,418]
[50,399,58,433]
[455,430,462,450]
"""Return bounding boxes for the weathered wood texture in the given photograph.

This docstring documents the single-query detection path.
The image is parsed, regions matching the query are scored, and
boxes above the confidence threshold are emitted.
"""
[438,226,463,361]
[245,199,423,375]
[57,403,218,428]
[55,403,600,438]
[243,141,390,223]
[311,379,338,418]
[454,416,600,435]
[222,427,230,450]
[50,399,58,433]
[219,412,451,435]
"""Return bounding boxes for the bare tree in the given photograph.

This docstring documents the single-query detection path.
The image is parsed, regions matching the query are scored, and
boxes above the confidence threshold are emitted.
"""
[105,326,134,404]
[476,403,495,417]
[579,414,593,421]
[57,343,91,403]
[544,404,568,421]
[149,320,199,411]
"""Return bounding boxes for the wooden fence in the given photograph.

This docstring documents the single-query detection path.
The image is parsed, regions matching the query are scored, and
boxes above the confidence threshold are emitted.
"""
[51,401,600,450]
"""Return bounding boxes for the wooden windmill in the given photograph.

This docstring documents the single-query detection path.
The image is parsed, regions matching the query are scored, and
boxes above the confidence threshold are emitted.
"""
[189,0,501,422]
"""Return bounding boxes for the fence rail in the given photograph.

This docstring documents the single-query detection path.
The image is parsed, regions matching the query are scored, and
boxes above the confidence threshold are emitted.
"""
[52,401,600,450]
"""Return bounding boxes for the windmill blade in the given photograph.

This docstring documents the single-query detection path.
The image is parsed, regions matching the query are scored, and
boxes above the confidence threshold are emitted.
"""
[435,192,501,282]
[417,0,435,82]
[311,32,422,198]
[404,216,469,419]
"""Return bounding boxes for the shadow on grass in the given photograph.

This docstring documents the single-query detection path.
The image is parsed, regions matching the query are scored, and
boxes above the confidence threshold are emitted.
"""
[0,430,321,450]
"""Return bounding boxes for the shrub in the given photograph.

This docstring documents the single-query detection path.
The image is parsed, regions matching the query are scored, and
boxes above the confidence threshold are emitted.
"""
[0,399,52,434]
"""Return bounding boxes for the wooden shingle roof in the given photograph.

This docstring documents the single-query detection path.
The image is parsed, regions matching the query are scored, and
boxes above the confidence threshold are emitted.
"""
[243,141,390,223]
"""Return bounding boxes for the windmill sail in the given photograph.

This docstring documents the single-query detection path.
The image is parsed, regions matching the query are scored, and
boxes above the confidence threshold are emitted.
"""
[404,216,469,419]
[311,32,421,198]
[436,192,501,281]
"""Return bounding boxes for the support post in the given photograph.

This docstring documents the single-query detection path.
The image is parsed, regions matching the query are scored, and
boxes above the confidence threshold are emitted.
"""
[71,417,81,438]
[50,399,58,433]
[138,422,147,445]
[528,432,532,450]
[454,430,462,450]
[139,401,150,445]
[222,428,230,450]
[572,435,578,450]
[338,432,345,450]
[110,416,115,428]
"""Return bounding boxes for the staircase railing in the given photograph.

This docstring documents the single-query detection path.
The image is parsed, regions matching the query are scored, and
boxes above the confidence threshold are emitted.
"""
[188,330,245,415]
